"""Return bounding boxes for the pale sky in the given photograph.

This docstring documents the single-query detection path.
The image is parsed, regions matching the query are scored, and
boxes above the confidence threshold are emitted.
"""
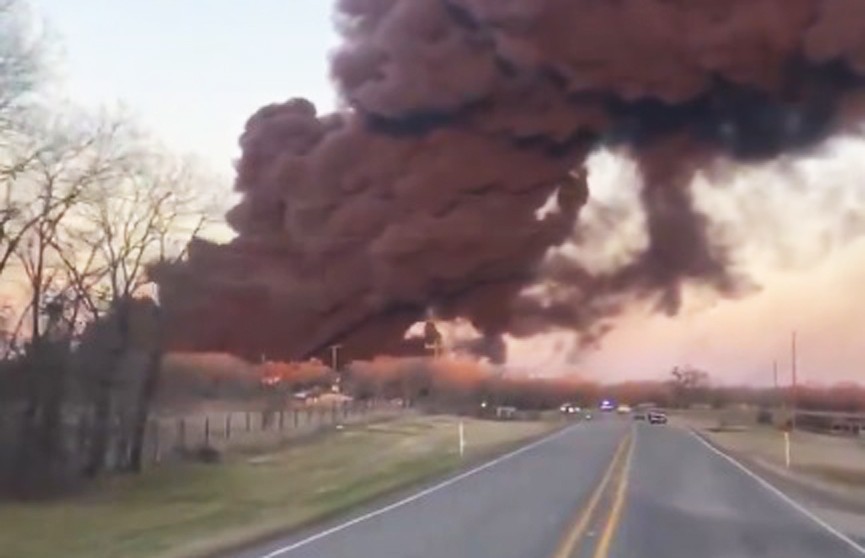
[32,1,865,385]
[32,0,340,174]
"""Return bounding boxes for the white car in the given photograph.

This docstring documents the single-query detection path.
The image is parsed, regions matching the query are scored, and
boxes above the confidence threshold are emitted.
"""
[648,410,668,424]
[617,405,633,415]
[559,403,581,415]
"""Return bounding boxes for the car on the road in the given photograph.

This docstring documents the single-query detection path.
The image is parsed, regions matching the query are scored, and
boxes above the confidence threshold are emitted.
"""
[617,404,632,415]
[647,409,668,424]
[559,402,581,416]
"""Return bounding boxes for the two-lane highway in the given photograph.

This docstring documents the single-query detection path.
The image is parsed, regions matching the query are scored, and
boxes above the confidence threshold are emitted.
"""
[230,419,865,558]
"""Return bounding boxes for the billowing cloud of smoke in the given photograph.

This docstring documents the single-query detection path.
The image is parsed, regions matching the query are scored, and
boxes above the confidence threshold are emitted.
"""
[155,0,865,364]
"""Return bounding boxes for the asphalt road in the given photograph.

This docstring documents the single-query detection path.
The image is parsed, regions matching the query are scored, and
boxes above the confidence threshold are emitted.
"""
[613,424,865,558]
[231,418,865,558]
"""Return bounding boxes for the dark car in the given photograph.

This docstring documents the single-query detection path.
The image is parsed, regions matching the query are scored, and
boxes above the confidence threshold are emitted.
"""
[647,410,668,424]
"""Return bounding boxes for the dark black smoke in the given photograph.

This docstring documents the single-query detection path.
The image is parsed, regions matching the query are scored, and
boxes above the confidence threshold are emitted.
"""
[155,0,865,364]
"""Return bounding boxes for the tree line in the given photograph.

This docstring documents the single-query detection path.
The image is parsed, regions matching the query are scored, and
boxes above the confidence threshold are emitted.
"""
[0,0,220,496]
[211,352,865,419]
[344,359,865,415]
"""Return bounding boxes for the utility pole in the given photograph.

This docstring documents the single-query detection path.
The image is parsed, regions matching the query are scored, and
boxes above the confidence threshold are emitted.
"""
[772,359,781,415]
[329,344,342,393]
[425,339,442,358]
[329,344,342,372]
[791,331,798,431]
[773,360,778,389]
[423,319,443,359]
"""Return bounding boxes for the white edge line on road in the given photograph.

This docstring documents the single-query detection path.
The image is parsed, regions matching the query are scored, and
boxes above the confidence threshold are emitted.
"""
[690,430,865,556]
[257,424,579,558]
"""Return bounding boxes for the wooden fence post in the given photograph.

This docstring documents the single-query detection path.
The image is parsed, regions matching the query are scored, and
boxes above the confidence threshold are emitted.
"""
[150,420,161,465]
[77,413,89,455]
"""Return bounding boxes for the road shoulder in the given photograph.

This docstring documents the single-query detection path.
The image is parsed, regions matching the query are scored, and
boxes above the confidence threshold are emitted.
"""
[688,427,865,550]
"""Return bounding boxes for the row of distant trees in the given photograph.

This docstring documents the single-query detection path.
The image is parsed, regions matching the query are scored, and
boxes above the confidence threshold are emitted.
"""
[343,359,865,414]
[0,0,221,496]
[161,354,865,417]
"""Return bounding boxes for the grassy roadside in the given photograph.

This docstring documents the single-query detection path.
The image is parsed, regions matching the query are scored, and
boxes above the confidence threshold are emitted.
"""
[0,415,560,558]
[674,410,865,502]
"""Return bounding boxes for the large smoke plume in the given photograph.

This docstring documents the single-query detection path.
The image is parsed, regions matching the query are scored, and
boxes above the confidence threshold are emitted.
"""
[155,0,865,364]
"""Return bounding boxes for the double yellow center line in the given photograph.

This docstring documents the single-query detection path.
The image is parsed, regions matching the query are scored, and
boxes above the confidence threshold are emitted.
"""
[552,430,635,558]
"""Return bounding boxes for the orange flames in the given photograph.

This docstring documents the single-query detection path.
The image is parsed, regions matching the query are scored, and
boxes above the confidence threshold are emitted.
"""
[259,358,332,387]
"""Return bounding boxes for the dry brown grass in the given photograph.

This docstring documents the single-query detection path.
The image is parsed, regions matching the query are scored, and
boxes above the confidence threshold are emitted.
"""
[797,464,865,487]
[677,410,865,492]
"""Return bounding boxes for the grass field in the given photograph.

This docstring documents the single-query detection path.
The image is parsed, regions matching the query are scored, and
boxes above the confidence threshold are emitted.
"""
[0,415,558,558]
[675,410,865,489]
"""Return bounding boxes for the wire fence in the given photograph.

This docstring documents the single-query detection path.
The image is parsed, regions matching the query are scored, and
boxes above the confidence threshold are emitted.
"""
[142,399,404,467]
[0,399,406,476]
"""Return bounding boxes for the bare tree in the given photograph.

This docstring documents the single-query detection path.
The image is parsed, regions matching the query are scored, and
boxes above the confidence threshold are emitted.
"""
[1,0,49,281]
[127,159,216,472]
[669,365,711,408]
[0,2,224,486]
[0,298,13,356]
[53,151,217,474]
[14,115,132,334]
[0,0,44,128]
[67,154,211,310]
[7,115,135,488]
